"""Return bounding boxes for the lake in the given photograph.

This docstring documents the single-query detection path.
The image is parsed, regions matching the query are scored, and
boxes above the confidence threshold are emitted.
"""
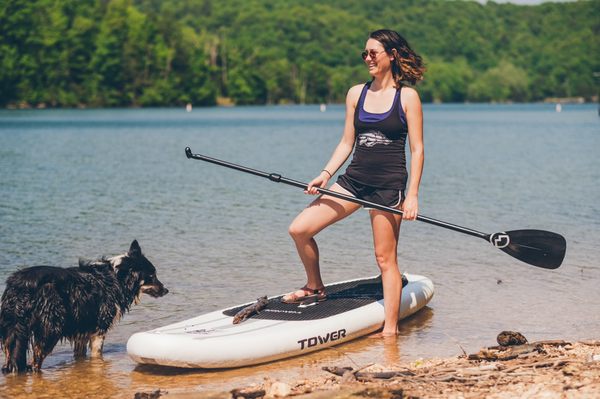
[0,103,598,397]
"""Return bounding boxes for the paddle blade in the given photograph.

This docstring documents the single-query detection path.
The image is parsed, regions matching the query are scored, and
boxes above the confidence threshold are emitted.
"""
[490,230,566,269]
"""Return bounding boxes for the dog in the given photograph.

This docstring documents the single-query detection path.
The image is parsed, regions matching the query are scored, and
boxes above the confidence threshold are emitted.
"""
[0,240,168,373]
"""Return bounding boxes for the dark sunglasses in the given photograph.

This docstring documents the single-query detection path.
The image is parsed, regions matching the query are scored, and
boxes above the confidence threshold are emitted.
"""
[361,49,385,60]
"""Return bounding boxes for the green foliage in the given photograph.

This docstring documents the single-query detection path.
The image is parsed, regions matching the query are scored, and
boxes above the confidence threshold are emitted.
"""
[420,58,474,103]
[0,0,597,107]
[468,61,530,102]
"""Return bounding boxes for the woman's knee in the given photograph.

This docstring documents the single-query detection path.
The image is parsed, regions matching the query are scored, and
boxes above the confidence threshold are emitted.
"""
[374,252,398,273]
[288,220,312,241]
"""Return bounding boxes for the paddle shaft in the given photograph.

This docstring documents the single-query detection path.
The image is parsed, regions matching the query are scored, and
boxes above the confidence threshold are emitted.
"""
[185,148,489,241]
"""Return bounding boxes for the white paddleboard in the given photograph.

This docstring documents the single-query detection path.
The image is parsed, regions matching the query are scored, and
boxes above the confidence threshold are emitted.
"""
[127,273,434,369]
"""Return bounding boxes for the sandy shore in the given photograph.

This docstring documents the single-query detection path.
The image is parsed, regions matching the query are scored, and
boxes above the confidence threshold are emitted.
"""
[134,336,600,399]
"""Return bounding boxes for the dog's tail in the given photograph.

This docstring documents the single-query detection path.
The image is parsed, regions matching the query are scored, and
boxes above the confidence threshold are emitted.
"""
[0,286,33,372]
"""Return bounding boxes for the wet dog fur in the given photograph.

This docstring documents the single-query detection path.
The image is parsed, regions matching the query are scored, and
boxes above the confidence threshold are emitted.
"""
[0,240,168,373]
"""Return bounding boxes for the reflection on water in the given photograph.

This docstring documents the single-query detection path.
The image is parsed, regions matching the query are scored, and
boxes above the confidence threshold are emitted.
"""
[2,357,121,399]
[1,104,598,397]
[0,308,435,398]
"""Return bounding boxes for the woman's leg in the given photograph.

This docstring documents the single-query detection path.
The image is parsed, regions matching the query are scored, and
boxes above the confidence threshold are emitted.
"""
[286,184,361,298]
[369,209,403,336]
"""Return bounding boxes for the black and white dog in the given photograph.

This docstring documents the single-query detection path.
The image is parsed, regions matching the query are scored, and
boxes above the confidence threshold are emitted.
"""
[0,240,168,373]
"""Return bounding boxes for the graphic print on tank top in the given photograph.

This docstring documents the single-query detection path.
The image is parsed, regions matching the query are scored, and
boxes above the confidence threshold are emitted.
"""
[357,130,393,147]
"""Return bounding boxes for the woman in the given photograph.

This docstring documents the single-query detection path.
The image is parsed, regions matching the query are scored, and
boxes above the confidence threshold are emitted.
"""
[282,29,425,337]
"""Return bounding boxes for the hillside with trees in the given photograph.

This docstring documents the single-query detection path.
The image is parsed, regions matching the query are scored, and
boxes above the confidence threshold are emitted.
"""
[0,0,597,107]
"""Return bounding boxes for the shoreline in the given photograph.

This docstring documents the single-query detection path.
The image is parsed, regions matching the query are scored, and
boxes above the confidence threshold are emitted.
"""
[3,98,598,110]
[135,336,600,399]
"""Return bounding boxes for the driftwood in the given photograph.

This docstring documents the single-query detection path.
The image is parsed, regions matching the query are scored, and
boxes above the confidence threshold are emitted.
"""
[322,366,415,380]
[233,296,268,324]
[469,340,570,361]
[325,355,581,388]
[227,337,599,398]
[323,336,584,389]
[468,344,540,361]
[133,390,164,399]
[580,339,600,346]
[230,388,266,399]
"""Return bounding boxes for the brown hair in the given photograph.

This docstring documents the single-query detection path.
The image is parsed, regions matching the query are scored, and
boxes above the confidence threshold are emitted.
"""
[369,29,425,86]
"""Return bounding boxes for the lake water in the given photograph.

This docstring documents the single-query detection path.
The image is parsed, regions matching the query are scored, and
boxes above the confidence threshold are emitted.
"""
[0,104,598,397]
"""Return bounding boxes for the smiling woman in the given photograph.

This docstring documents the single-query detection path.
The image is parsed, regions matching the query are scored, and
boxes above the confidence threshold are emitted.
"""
[363,30,425,87]
[281,29,427,338]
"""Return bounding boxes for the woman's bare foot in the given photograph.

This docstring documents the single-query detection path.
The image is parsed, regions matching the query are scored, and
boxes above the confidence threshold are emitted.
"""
[369,331,398,339]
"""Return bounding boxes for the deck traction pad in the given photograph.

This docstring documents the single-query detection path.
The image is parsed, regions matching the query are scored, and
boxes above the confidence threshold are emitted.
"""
[223,275,407,321]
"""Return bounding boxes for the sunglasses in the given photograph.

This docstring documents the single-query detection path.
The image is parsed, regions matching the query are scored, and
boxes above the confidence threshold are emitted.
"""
[361,49,386,60]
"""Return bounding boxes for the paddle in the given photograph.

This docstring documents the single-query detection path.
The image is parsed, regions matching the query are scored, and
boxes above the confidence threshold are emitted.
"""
[185,147,566,269]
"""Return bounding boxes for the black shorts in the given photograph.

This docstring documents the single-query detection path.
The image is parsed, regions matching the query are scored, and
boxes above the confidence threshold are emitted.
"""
[336,174,405,209]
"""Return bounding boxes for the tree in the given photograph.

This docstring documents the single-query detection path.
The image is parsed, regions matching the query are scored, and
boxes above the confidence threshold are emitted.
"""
[468,61,530,102]
[419,58,474,103]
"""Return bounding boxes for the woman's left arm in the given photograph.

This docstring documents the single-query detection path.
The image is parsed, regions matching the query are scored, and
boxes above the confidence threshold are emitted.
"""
[401,87,424,221]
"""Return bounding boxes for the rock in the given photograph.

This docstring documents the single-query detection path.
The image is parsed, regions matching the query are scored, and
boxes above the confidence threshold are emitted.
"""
[588,354,600,362]
[266,381,291,398]
[341,370,357,384]
[134,390,163,399]
[562,364,579,376]
[497,331,528,346]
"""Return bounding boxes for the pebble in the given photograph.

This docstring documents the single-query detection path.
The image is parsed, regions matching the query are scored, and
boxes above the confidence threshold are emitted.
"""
[341,370,356,384]
[266,381,291,398]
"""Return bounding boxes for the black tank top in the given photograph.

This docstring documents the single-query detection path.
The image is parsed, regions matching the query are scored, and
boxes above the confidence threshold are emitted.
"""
[344,82,408,189]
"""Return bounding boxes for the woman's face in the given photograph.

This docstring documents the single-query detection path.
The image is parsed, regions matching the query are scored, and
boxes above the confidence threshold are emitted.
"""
[363,38,392,77]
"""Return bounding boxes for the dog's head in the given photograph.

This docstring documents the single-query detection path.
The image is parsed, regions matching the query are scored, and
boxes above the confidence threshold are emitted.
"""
[113,240,168,299]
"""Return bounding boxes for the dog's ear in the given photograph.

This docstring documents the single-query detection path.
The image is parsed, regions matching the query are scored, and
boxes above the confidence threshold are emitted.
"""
[128,240,142,257]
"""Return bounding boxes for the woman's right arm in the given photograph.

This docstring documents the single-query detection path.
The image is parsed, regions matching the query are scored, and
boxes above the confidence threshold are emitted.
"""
[306,85,362,194]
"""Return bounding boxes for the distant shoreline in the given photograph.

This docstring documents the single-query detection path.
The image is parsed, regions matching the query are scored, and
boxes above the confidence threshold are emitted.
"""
[3,98,598,110]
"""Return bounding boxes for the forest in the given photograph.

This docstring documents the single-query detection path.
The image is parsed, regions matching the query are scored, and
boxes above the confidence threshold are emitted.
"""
[0,0,598,107]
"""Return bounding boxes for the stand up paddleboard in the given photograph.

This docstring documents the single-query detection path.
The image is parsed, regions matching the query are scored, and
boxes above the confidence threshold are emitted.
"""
[127,274,434,369]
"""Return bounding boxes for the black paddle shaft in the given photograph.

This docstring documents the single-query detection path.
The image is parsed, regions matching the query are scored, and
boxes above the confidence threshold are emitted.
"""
[184,148,486,238]
[185,147,566,269]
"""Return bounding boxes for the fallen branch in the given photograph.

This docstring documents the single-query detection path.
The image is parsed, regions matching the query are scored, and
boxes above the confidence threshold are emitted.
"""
[230,388,266,399]
[134,390,164,399]
[322,366,415,380]
[468,340,570,361]
[233,296,268,324]
[580,339,600,346]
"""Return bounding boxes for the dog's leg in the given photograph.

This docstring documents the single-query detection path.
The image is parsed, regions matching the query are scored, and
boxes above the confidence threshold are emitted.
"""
[1,337,26,373]
[1,343,10,373]
[73,335,89,358]
[0,336,25,373]
[2,315,31,372]
[1,288,34,373]
[31,286,65,371]
[31,331,62,372]
[31,340,46,372]
[89,334,105,357]
[0,306,9,373]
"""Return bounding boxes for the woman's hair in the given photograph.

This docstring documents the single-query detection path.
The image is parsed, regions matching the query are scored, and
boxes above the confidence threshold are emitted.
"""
[369,29,425,86]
